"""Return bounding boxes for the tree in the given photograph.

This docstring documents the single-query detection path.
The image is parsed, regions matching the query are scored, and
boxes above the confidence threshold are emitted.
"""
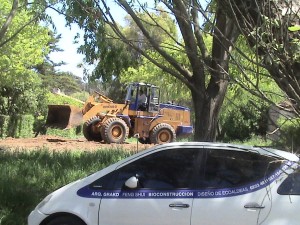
[59,0,241,141]
[120,45,192,106]
[0,0,55,48]
[218,35,284,141]
[221,0,300,113]
[0,0,51,116]
[34,31,65,76]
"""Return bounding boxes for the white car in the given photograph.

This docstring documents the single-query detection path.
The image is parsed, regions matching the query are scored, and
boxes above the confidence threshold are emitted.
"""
[28,142,300,225]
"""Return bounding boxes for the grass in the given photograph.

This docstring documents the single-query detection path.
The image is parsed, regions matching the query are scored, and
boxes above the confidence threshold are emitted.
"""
[0,136,279,225]
[232,136,272,147]
[0,148,133,225]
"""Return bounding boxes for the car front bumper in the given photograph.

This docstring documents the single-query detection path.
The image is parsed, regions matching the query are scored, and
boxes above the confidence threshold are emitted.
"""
[28,209,48,225]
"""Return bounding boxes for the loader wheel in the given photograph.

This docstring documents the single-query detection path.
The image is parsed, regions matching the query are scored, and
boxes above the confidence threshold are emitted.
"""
[83,116,102,142]
[101,117,129,144]
[150,123,176,144]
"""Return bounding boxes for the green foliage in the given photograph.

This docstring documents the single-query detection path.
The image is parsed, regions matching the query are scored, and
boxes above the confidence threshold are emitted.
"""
[90,25,136,83]
[0,114,34,138]
[288,25,300,32]
[219,86,270,142]
[0,149,133,225]
[123,8,178,55]
[232,135,272,147]
[0,73,47,116]
[120,34,212,106]
[0,115,9,138]
[59,0,135,83]
[0,0,50,68]
[219,37,285,142]
[121,47,191,105]
[46,126,83,138]
[273,118,300,151]
[0,0,51,116]
[46,92,84,108]
[230,37,283,100]
[41,73,83,95]
[70,91,90,103]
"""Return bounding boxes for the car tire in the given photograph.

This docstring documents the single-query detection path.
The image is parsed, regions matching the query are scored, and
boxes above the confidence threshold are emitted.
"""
[101,117,129,144]
[46,215,85,225]
[150,123,176,144]
[83,116,103,142]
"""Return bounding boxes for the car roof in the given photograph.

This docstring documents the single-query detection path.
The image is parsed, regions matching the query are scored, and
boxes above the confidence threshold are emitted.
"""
[137,142,299,162]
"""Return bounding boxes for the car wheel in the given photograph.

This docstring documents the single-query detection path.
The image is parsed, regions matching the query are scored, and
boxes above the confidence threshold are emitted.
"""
[46,215,85,225]
[101,117,129,144]
[150,123,176,144]
[83,116,103,142]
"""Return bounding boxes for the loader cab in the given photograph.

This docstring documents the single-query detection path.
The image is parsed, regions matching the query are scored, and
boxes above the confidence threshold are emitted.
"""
[125,83,160,112]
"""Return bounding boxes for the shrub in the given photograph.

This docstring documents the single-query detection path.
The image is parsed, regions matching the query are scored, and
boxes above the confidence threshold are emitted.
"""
[0,114,34,138]
[272,118,300,152]
[0,115,9,138]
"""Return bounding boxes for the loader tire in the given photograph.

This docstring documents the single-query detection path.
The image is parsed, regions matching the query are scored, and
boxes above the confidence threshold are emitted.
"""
[83,116,103,142]
[101,117,129,144]
[150,123,176,144]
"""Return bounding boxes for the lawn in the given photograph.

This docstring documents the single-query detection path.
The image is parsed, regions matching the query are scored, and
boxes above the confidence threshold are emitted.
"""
[0,148,132,225]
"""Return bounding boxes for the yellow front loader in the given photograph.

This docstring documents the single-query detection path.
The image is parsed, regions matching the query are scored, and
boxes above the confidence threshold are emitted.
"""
[46,83,193,144]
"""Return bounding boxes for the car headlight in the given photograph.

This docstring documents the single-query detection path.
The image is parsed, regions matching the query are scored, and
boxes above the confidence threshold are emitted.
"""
[36,194,53,210]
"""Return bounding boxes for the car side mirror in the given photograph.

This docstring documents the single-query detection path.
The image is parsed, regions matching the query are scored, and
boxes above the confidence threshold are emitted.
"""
[125,176,138,189]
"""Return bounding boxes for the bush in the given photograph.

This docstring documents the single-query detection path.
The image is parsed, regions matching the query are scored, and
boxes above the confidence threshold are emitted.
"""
[232,135,272,147]
[0,115,9,138]
[46,92,84,108]
[46,126,83,138]
[272,118,300,152]
[0,114,34,138]
[219,103,268,142]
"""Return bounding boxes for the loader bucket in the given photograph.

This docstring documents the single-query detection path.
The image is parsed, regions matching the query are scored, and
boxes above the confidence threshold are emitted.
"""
[46,105,83,129]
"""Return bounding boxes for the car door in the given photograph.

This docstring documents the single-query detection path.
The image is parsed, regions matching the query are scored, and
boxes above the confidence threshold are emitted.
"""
[191,147,283,225]
[260,167,300,225]
[98,147,201,225]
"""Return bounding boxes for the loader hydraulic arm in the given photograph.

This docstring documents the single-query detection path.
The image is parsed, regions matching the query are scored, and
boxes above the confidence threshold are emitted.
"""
[94,91,113,103]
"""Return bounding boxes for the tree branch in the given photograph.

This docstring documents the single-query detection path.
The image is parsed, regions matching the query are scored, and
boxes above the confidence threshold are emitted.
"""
[0,0,19,42]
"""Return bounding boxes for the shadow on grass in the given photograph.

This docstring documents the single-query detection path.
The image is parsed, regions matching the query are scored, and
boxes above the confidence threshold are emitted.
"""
[0,148,132,225]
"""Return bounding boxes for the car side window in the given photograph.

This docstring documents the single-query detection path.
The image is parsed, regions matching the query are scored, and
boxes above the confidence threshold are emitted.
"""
[199,149,282,189]
[278,172,300,195]
[112,148,200,190]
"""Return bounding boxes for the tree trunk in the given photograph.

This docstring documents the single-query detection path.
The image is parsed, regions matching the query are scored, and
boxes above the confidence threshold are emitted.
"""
[192,79,229,141]
[193,6,240,141]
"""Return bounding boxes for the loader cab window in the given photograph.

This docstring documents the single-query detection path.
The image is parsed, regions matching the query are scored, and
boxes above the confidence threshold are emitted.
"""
[130,89,137,103]
[127,84,147,111]
[127,84,159,112]
[149,87,160,112]
[126,85,138,110]
[125,85,136,103]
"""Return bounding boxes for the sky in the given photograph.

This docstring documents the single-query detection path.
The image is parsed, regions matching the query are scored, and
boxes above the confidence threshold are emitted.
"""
[47,3,126,80]
[48,12,85,78]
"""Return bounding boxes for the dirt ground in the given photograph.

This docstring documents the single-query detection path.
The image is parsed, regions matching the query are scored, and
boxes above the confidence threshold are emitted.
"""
[0,135,153,152]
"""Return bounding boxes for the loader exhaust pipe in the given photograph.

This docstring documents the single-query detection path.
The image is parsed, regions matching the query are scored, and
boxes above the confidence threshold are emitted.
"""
[46,105,83,129]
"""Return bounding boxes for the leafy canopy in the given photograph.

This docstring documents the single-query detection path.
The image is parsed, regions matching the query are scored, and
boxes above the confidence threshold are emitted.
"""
[0,0,51,115]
